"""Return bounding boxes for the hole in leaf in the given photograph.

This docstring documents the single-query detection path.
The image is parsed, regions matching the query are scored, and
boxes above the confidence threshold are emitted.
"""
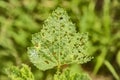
[45,61,49,64]
[77,38,79,40]
[59,17,63,20]
[42,33,44,36]
[74,55,78,59]
[80,37,83,41]
[60,53,62,55]
[61,25,64,27]
[68,40,71,43]
[64,33,67,36]
[53,30,55,33]
[78,50,81,53]
[69,33,73,36]
[44,28,48,30]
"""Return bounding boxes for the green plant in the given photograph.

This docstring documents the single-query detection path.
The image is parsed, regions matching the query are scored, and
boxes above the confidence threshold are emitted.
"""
[54,68,91,80]
[6,7,93,80]
[77,0,120,79]
[6,64,34,80]
[0,1,41,78]
[1,0,120,80]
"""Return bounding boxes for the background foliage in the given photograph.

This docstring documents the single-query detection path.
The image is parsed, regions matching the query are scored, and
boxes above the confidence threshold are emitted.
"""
[0,0,120,80]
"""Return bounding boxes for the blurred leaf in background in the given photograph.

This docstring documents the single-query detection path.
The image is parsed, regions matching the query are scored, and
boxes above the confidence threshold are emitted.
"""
[0,0,41,79]
[6,64,34,80]
[77,0,120,79]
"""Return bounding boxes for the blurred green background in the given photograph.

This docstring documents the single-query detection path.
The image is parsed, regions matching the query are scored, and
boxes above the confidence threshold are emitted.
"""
[0,0,120,80]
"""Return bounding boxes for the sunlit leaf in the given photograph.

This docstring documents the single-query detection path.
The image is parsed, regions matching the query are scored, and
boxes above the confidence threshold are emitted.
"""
[28,8,93,71]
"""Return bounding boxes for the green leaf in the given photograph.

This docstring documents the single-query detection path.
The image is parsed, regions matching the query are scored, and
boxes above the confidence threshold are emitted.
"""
[116,51,120,67]
[6,64,34,80]
[54,68,91,80]
[104,60,120,80]
[28,7,93,71]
